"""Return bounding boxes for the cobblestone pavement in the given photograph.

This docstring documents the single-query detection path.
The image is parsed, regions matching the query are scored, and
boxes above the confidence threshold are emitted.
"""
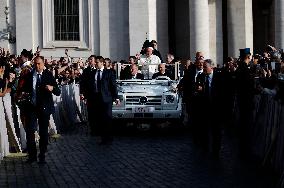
[0,123,279,188]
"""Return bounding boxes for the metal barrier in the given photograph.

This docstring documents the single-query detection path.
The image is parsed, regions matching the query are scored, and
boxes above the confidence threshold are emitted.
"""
[0,96,9,160]
[249,92,284,186]
[0,84,86,161]
[52,84,87,132]
[2,94,22,152]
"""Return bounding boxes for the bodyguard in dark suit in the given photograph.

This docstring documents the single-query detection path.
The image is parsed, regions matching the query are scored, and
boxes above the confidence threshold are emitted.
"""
[180,59,204,107]
[80,55,96,96]
[235,48,255,158]
[180,59,204,145]
[195,60,223,157]
[22,56,61,163]
[80,56,120,144]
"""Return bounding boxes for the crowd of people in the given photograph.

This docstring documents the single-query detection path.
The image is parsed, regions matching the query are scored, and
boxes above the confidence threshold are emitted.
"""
[0,40,284,163]
[179,47,284,159]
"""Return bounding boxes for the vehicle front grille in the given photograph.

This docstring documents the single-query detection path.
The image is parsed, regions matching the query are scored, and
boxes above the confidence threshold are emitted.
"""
[126,96,162,106]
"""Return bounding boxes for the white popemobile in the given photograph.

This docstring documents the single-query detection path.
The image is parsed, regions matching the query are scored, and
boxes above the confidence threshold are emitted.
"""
[112,63,183,124]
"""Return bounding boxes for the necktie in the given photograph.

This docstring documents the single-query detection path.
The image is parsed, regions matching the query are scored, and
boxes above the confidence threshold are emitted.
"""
[37,74,41,85]
[97,70,101,92]
[36,74,41,104]
[205,75,210,97]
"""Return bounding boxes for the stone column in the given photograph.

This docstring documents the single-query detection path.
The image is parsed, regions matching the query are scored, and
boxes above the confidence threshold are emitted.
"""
[108,0,129,60]
[93,0,100,55]
[32,0,41,52]
[99,0,110,58]
[275,0,284,49]
[148,0,157,42]
[209,0,223,65]
[227,0,253,58]
[129,0,157,56]
[189,0,210,59]
[15,0,34,53]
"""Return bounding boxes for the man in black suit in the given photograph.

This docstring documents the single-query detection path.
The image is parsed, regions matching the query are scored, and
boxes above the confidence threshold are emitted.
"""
[22,56,61,163]
[124,64,144,80]
[195,60,223,157]
[179,58,204,140]
[80,56,120,144]
[235,48,255,158]
[180,58,204,104]
[152,63,173,79]
[80,55,96,98]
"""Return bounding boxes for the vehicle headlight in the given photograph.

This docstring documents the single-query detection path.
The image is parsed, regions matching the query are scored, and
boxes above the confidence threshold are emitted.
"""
[113,95,124,107]
[165,95,175,103]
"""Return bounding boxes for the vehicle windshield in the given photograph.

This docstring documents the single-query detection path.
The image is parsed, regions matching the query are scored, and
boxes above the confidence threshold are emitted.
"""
[115,62,182,81]
[117,79,172,86]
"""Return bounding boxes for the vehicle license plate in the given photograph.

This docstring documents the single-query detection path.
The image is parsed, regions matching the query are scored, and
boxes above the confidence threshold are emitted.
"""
[133,107,155,113]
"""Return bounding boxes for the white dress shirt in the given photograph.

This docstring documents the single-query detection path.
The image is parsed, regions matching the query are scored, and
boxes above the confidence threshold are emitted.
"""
[207,72,213,88]
[195,69,203,82]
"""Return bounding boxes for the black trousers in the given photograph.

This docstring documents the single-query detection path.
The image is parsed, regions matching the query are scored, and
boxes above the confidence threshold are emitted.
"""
[26,107,50,159]
[238,97,254,156]
[188,96,205,147]
[87,94,112,137]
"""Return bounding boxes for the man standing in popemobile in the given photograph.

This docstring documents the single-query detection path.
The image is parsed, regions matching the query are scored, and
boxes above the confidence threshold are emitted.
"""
[138,46,161,79]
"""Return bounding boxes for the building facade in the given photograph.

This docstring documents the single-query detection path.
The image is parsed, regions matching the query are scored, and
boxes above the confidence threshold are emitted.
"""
[0,0,283,64]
